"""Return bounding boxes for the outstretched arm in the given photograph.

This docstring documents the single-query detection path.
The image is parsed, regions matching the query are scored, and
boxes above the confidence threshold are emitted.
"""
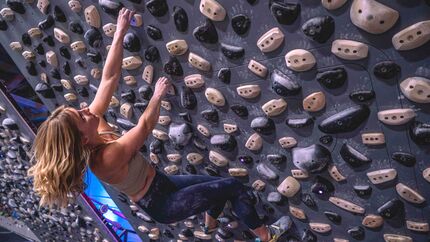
[89,8,135,116]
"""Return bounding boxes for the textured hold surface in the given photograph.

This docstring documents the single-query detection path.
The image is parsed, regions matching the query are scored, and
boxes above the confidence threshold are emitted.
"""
[292,144,331,173]
[271,69,301,97]
[316,67,347,89]
[146,0,168,17]
[340,143,372,168]
[270,2,300,25]
[409,121,430,145]
[193,19,218,44]
[302,16,335,43]
[377,199,404,219]
[373,61,401,79]
[172,6,188,32]
[318,105,370,134]
[231,14,250,35]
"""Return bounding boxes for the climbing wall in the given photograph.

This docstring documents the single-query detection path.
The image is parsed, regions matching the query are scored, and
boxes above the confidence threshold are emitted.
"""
[0,0,429,241]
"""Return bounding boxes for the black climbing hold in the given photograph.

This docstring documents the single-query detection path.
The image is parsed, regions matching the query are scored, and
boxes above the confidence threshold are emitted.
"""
[22,33,31,46]
[348,226,365,240]
[123,32,141,52]
[50,68,61,80]
[201,109,219,123]
[251,117,275,135]
[35,83,55,99]
[172,6,188,32]
[69,21,83,34]
[77,87,89,97]
[231,14,251,35]
[43,35,55,46]
[76,58,87,69]
[163,229,174,238]
[317,67,347,89]
[0,20,8,31]
[238,155,253,164]
[54,6,66,22]
[373,61,401,79]
[87,51,102,63]
[292,144,331,173]
[218,68,231,84]
[286,117,314,128]
[378,198,404,219]
[193,19,218,44]
[169,123,193,149]
[349,90,375,103]
[99,0,123,17]
[150,139,163,154]
[193,137,207,151]
[302,193,316,208]
[144,45,160,62]
[2,118,18,130]
[302,229,317,242]
[121,90,136,103]
[6,0,25,14]
[353,185,372,197]
[391,152,416,167]
[146,25,163,40]
[319,135,333,144]
[127,0,142,3]
[205,165,220,176]
[134,102,148,112]
[117,118,136,130]
[221,43,245,60]
[311,176,334,196]
[138,85,153,100]
[409,121,430,145]
[26,62,37,76]
[180,86,197,110]
[34,43,45,55]
[231,104,248,117]
[324,211,341,223]
[164,56,183,76]
[267,154,286,164]
[146,0,168,17]
[63,62,71,76]
[302,16,335,43]
[185,164,197,174]
[217,227,233,240]
[59,46,71,60]
[319,105,370,134]
[270,2,300,25]
[38,60,46,67]
[180,228,194,238]
[179,112,192,123]
[242,230,255,240]
[38,15,54,30]
[271,69,301,97]
[210,134,237,152]
[84,28,103,48]
[340,143,371,168]
[51,84,62,92]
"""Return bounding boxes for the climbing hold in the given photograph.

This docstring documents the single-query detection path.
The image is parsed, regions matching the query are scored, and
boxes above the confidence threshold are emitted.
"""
[286,117,314,128]
[218,68,231,84]
[146,0,168,17]
[231,104,248,117]
[35,82,55,98]
[54,6,66,22]
[391,152,416,167]
[373,61,400,79]
[271,69,301,97]
[251,117,275,135]
[193,19,218,44]
[231,14,250,35]
[317,67,347,89]
[347,226,365,240]
[172,6,188,32]
[350,0,399,34]
[270,2,300,25]
[311,176,334,196]
[410,121,430,145]
[210,134,237,152]
[392,20,430,51]
[6,0,25,14]
[354,185,372,197]
[221,43,245,60]
[257,163,278,180]
[400,77,430,103]
[331,39,369,60]
[99,0,123,17]
[285,49,316,72]
[349,90,375,103]
[123,32,141,52]
[201,109,219,123]
[164,56,183,76]
[169,123,193,149]
[377,198,404,219]
[302,16,335,43]
[292,144,331,173]
[319,105,370,134]
[324,211,341,224]
[146,25,163,40]
[340,143,371,168]
[84,28,103,48]
[39,15,54,30]
[257,27,284,53]
[144,45,160,62]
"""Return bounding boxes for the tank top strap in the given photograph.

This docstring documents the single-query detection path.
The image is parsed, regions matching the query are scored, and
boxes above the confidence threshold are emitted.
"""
[98,130,122,137]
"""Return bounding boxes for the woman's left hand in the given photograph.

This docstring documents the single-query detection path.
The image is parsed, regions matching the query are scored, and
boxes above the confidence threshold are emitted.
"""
[116,8,135,36]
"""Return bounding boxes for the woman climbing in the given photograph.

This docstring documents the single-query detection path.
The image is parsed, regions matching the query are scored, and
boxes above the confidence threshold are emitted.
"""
[27,8,289,242]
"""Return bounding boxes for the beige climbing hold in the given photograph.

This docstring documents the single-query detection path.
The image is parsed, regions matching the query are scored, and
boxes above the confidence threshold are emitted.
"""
[40,73,48,83]
[91,68,102,79]
[68,0,81,13]
[74,75,89,85]
[194,231,212,240]
[228,168,248,177]
[245,133,263,151]
[367,168,397,184]
[321,0,347,10]
[303,91,326,112]
[423,168,430,183]
[137,225,149,233]
[158,116,171,126]
[186,153,204,165]
[331,39,369,60]
[199,0,226,21]
[383,234,412,242]
[161,100,171,110]
[278,137,297,149]
[291,169,309,179]
[184,74,205,89]
[45,51,58,67]
[120,103,133,119]
[166,39,188,56]
[328,165,346,182]
[309,223,331,233]
[123,76,137,86]
[277,176,300,198]
[61,79,73,90]
[329,196,365,214]
[37,0,50,14]
[109,96,119,108]
[122,56,143,70]
[84,5,101,28]
[205,87,225,106]
[289,206,306,220]
[152,129,169,141]
[252,180,266,191]
[257,27,285,53]
[209,150,229,167]
[285,49,316,72]
[28,28,43,38]
[392,20,430,51]
[236,85,261,99]
[333,239,349,242]
[248,59,268,78]
[64,93,77,102]
[106,45,112,52]
[22,51,35,61]
[188,52,211,72]
[103,23,117,37]
[223,123,237,134]
[262,98,287,117]
[150,152,160,164]
[164,165,179,175]
[0,8,14,21]
[131,14,143,27]
[53,27,70,44]
[406,220,429,232]
[197,124,211,137]
[400,77,430,104]
[142,65,154,84]
[9,42,22,52]
[184,220,194,228]
[377,108,416,125]
[350,0,399,34]
[361,132,385,145]
[362,214,384,228]
[148,228,160,240]
[396,183,425,204]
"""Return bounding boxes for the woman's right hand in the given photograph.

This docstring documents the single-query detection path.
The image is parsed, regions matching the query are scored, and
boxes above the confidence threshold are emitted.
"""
[153,77,171,99]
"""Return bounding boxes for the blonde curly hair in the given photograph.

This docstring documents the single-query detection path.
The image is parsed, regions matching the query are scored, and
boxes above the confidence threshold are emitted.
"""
[27,105,91,209]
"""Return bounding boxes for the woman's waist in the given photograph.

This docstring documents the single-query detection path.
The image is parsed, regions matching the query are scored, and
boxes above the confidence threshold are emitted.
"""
[135,169,176,206]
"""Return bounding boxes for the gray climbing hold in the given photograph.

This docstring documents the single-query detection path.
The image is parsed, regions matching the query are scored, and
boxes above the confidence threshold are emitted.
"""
[292,144,331,173]
[210,134,237,152]
[267,192,282,203]
[168,123,193,149]
[257,163,278,180]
